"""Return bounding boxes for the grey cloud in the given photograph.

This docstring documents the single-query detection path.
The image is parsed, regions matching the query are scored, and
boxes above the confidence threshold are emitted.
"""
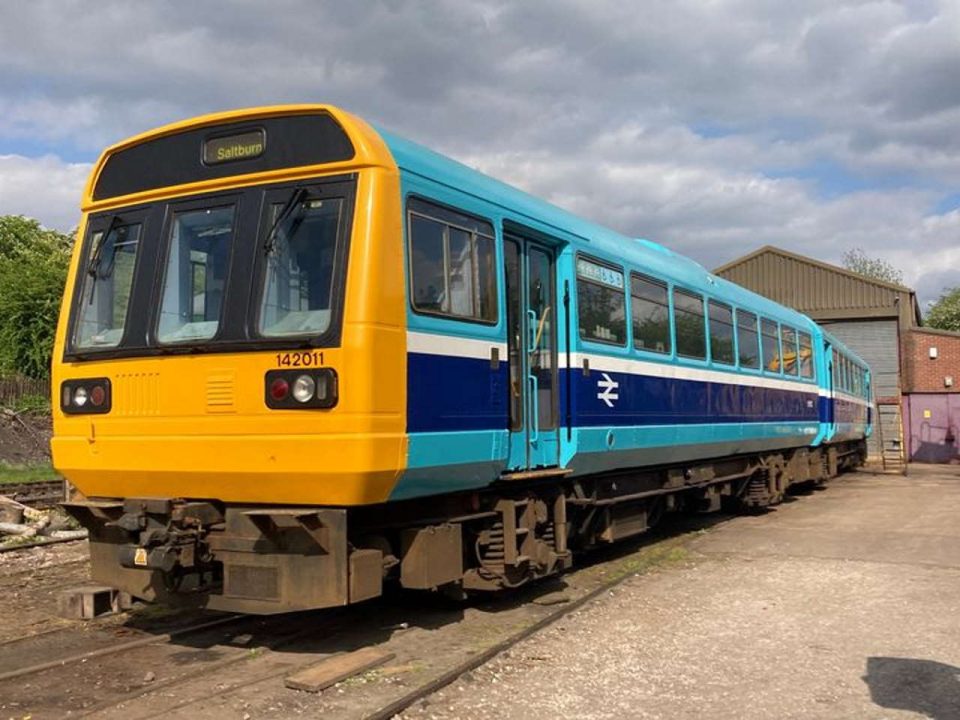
[1,0,959,301]
[0,155,89,230]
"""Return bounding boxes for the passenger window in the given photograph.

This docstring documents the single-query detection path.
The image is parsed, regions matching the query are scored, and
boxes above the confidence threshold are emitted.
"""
[408,199,497,323]
[781,326,799,376]
[708,301,735,365]
[761,318,781,373]
[630,273,670,354]
[798,331,814,379]
[736,310,760,369]
[577,257,626,345]
[674,289,706,360]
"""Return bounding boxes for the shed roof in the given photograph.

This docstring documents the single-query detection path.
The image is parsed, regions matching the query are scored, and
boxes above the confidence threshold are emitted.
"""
[714,245,922,328]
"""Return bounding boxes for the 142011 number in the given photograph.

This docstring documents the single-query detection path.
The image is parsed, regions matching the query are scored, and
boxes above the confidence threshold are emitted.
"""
[276,351,324,368]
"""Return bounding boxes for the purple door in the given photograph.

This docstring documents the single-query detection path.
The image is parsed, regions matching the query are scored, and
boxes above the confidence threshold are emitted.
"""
[907,394,960,463]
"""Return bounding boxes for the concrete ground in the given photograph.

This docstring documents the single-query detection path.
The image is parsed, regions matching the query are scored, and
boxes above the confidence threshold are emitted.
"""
[401,466,960,720]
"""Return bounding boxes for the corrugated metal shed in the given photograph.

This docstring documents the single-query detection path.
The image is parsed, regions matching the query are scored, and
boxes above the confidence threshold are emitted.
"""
[821,319,900,458]
[715,245,919,466]
[714,246,921,328]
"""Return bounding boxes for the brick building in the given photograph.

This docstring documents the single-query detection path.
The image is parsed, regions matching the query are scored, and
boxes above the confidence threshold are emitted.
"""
[902,327,960,463]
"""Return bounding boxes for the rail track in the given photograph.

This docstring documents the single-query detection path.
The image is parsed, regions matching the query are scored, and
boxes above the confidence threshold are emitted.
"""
[0,515,699,720]
[0,478,65,508]
[0,605,351,718]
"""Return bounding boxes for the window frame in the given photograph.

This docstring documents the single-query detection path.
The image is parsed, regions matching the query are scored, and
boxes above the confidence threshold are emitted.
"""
[798,330,815,380]
[707,299,736,366]
[254,193,348,340]
[781,325,800,377]
[629,271,672,356]
[406,196,498,326]
[576,253,628,348]
[673,287,708,361]
[760,317,782,375]
[65,206,153,356]
[69,215,148,352]
[153,199,241,346]
[64,175,358,363]
[735,309,761,371]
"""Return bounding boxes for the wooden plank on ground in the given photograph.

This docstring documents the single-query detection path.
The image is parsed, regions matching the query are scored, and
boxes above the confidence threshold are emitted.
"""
[285,647,395,693]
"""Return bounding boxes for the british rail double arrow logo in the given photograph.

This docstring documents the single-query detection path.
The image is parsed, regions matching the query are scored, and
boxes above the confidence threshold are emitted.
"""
[597,373,620,408]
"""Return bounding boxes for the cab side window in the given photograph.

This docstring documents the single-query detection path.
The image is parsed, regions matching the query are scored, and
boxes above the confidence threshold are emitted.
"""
[408,198,497,323]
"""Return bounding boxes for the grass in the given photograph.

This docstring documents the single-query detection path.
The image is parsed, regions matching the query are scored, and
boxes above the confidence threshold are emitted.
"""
[4,393,51,415]
[0,461,59,485]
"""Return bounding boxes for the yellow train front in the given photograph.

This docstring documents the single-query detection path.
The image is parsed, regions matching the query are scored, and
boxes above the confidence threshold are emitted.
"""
[54,106,415,613]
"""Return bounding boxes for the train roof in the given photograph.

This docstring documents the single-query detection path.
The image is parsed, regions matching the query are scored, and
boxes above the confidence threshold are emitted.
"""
[376,125,818,332]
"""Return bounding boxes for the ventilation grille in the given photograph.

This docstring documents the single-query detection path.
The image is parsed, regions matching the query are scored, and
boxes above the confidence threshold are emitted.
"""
[112,372,160,416]
[205,373,235,413]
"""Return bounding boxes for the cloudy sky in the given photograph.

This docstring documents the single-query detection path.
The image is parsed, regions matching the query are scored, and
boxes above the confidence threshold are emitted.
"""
[2,1,958,307]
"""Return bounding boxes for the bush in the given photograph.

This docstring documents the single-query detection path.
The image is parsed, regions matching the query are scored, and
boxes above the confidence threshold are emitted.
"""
[0,216,74,379]
[926,287,960,332]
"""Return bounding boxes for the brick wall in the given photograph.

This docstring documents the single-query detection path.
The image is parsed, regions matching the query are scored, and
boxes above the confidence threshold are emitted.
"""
[903,328,960,393]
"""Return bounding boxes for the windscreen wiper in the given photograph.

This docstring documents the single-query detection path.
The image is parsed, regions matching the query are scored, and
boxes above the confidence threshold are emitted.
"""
[263,188,307,255]
[85,215,120,303]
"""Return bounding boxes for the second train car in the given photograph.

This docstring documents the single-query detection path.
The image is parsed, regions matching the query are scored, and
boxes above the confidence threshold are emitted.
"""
[54,105,872,613]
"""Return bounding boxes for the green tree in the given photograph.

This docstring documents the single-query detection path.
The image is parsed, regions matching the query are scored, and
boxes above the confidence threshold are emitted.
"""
[926,287,960,332]
[842,248,904,285]
[0,216,74,379]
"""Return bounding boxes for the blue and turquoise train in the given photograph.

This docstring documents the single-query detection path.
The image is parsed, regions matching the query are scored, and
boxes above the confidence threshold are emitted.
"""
[55,106,872,612]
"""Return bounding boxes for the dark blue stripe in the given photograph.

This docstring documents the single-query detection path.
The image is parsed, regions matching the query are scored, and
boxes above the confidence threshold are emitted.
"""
[407,353,508,432]
[833,397,869,424]
[566,367,819,427]
[408,353,825,433]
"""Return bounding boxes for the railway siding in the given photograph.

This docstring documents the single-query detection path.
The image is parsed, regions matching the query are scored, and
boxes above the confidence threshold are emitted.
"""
[3,468,956,719]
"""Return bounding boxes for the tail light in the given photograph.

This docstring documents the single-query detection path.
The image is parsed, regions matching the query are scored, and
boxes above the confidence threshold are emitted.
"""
[264,369,337,409]
[61,378,112,415]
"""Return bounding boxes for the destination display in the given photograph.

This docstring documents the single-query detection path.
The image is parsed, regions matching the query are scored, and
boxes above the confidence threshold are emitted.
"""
[203,129,266,164]
[577,257,624,289]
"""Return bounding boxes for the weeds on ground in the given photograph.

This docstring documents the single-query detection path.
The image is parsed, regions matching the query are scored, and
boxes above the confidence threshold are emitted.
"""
[4,393,51,415]
[0,461,58,484]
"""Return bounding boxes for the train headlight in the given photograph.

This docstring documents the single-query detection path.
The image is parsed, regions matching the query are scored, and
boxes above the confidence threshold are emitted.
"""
[60,378,111,414]
[292,374,316,403]
[264,368,337,410]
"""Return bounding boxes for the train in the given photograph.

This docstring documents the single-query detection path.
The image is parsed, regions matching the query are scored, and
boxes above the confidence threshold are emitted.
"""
[53,105,872,614]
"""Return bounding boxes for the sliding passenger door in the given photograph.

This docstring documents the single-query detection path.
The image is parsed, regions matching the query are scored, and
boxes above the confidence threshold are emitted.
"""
[504,234,560,470]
